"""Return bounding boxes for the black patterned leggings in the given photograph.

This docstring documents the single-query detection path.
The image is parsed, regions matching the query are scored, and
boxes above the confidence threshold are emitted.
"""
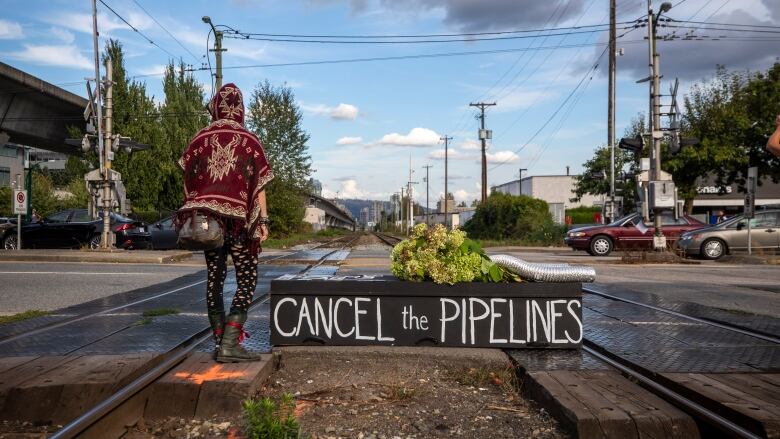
[204,238,258,314]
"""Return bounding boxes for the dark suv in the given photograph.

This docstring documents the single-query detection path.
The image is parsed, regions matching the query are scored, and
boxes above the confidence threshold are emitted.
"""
[1,209,148,250]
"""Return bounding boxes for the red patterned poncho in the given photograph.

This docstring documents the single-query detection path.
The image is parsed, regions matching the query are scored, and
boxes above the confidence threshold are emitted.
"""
[178,83,273,248]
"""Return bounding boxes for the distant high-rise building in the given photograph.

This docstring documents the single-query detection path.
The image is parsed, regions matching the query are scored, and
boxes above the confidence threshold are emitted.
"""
[360,207,370,225]
[309,178,322,196]
[370,200,383,224]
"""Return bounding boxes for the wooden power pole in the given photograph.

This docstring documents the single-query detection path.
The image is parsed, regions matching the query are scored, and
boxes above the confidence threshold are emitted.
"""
[470,102,496,203]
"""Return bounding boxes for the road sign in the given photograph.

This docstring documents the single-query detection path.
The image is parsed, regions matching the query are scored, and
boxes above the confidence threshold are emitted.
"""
[13,190,27,215]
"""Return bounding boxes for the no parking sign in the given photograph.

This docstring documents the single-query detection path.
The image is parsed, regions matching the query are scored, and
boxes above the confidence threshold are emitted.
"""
[13,190,27,215]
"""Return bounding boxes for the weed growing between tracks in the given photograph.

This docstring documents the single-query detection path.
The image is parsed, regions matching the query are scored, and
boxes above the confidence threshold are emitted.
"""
[0,310,50,326]
[243,393,304,439]
[142,308,181,317]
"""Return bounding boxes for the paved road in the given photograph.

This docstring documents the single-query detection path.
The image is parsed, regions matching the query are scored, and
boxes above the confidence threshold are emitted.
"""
[0,261,205,314]
[497,248,780,318]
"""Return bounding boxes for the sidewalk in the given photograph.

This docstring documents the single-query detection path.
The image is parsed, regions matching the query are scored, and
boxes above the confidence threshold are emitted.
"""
[0,249,193,264]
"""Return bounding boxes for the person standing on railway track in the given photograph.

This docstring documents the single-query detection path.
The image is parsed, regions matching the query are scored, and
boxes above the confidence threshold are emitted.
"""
[178,83,273,363]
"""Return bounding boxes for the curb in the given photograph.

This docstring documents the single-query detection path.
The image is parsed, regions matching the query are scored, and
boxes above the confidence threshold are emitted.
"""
[0,250,193,264]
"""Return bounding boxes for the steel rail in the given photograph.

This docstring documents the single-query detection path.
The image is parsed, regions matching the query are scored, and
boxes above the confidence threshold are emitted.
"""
[582,342,763,439]
[582,285,780,344]
[2,235,356,345]
[50,236,359,438]
[51,293,271,439]
[0,279,207,346]
[373,232,402,246]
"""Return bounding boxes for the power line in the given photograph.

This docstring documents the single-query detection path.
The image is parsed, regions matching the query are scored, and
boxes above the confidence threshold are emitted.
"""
[224,21,632,40]
[222,26,628,44]
[130,0,200,63]
[97,0,181,60]
[671,19,780,29]
[489,46,608,171]
[176,41,643,75]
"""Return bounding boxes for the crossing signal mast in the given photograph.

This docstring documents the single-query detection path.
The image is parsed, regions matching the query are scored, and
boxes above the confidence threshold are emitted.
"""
[66,0,148,249]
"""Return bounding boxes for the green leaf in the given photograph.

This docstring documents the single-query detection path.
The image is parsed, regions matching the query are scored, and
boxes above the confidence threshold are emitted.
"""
[489,264,502,282]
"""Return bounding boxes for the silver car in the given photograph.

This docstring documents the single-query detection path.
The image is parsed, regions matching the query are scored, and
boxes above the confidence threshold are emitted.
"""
[677,210,780,259]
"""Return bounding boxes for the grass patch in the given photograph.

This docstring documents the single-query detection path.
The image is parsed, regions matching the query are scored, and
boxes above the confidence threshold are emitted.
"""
[243,393,306,439]
[447,366,518,394]
[142,308,180,318]
[0,310,50,326]
[135,317,153,326]
[263,229,350,249]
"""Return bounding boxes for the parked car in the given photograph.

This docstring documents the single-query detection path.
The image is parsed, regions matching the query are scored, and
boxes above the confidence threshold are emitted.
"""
[1,209,149,250]
[564,212,707,256]
[148,216,178,250]
[676,210,780,259]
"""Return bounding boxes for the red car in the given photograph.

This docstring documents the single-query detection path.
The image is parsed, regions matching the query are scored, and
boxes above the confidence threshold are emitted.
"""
[564,212,707,256]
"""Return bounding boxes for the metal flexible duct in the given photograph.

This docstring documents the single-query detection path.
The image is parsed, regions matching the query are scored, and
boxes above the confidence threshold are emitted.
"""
[490,254,596,283]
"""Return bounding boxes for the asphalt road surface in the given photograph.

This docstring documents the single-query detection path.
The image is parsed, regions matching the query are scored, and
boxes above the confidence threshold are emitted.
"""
[0,261,205,315]
[497,248,780,318]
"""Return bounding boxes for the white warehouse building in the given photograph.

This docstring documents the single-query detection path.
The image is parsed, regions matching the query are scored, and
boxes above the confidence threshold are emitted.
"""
[492,175,603,224]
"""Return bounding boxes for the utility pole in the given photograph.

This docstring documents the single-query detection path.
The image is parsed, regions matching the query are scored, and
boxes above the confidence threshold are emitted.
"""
[407,154,418,232]
[647,1,672,250]
[422,164,433,226]
[91,0,104,176]
[608,0,617,223]
[400,186,406,234]
[440,135,452,229]
[470,102,496,203]
[518,168,527,195]
[101,57,114,249]
[202,16,226,89]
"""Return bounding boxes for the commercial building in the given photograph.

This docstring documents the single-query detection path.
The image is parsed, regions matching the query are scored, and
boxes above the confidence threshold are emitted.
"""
[691,176,780,223]
[0,143,24,187]
[492,175,602,224]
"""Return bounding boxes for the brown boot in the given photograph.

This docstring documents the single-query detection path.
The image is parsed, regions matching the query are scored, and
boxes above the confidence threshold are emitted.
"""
[216,312,263,363]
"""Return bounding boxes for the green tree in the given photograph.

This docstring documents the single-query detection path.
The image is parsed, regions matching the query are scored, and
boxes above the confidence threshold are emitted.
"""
[572,115,643,213]
[670,67,752,212]
[102,39,163,211]
[462,192,562,244]
[158,62,207,211]
[246,81,312,236]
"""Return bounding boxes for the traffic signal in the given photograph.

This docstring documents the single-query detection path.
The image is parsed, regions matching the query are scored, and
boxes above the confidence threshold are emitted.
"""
[619,136,644,153]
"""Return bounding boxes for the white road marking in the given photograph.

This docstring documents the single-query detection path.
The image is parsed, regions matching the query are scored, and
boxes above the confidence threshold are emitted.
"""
[0,271,160,275]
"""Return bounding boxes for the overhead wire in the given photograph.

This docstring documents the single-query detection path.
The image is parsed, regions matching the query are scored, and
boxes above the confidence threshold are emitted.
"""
[221,27,625,44]
[130,0,201,63]
[488,45,608,171]
[97,0,181,61]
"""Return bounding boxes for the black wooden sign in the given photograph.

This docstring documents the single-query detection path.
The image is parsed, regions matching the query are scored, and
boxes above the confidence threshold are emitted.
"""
[270,275,582,349]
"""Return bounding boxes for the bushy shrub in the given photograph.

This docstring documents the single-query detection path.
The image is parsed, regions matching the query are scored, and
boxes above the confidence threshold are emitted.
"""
[462,192,564,245]
[390,224,518,285]
[565,206,601,225]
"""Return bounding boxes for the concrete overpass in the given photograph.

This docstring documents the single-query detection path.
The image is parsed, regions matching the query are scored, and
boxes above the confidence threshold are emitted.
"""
[308,193,356,231]
[0,62,86,154]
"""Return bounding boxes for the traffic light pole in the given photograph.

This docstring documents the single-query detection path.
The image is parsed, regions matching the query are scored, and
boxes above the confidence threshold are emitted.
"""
[648,0,666,250]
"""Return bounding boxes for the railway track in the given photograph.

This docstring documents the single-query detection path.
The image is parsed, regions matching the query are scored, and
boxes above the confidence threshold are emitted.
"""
[372,231,402,246]
[38,233,362,438]
[581,285,779,438]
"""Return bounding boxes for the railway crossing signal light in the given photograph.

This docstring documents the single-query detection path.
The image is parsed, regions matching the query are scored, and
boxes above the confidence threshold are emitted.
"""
[619,136,644,153]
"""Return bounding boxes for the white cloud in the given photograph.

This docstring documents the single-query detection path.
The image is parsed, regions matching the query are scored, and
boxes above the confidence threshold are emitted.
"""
[44,12,134,35]
[460,139,481,150]
[428,148,467,160]
[49,27,75,44]
[0,19,23,39]
[330,103,359,120]
[136,64,168,77]
[378,127,440,147]
[7,44,92,70]
[337,136,363,145]
[303,103,359,120]
[322,179,388,199]
[453,189,472,203]
[486,150,519,164]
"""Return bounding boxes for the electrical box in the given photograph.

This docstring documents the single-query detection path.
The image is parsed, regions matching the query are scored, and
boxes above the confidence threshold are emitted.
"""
[478,129,492,140]
[640,158,650,171]
[648,180,676,209]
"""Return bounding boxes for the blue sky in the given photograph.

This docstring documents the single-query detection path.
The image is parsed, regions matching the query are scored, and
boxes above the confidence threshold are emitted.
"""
[1,0,778,204]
